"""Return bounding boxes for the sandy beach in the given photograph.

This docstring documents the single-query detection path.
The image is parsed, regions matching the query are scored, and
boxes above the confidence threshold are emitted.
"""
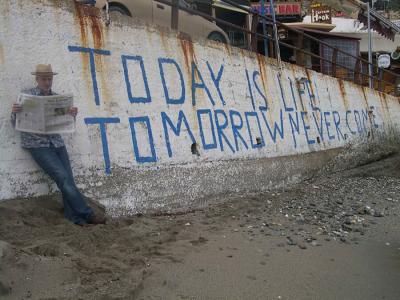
[1,154,400,299]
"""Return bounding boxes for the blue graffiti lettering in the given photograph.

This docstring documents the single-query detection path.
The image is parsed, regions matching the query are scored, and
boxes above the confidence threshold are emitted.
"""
[214,110,235,153]
[288,77,298,110]
[158,57,186,105]
[253,71,268,110]
[346,110,357,135]
[192,62,215,106]
[84,117,120,174]
[301,111,315,145]
[206,62,226,106]
[323,111,335,140]
[197,109,217,150]
[305,79,319,111]
[332,111,344,141]
[245,69,256,110]
[277,74,294,112]
[312,110,324,141]
[229,110,248,151]
[260,107,284,143]
[129,116,157,163]
[354,110,363,133]
[68,46,111,106]
[361,109,369,132]
[161,111,196,157]
[288,111,300,148]
[245,111,264,148]
[122,55,152,103]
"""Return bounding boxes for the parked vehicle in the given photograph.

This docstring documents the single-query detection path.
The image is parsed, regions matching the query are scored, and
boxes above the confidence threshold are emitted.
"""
[95,0,229,43]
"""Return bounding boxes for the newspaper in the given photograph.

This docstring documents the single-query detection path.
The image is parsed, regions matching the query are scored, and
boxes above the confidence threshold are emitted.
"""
[16,93,75,134]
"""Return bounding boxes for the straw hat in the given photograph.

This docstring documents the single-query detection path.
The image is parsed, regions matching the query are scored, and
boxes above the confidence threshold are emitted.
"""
[31,64,58,76]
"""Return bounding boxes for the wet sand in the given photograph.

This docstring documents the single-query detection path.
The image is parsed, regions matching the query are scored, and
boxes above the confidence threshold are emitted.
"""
[1,155,400,299]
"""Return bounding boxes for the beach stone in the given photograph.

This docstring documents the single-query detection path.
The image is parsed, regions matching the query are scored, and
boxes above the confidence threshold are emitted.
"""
[344,217,352,225]
[286,237,297,246]
[373,210,384,217]
[311,241,320,247]
[342,224,353,232]
[0,281,10,296]
[295,216,305,225]
[298,243,307,250]
[0,241,13,264]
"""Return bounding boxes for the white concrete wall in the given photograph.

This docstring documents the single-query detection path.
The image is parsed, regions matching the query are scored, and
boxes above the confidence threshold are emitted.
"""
[1,0,399,215]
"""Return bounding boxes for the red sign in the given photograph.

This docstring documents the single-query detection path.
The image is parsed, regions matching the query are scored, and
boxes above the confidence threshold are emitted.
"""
[335,11,346,17]
[251,2,301,16]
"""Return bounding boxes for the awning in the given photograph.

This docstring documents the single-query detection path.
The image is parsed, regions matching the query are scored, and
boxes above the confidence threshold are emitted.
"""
[288,27,362,40]
[358,7,400,41]
[284,22,336,33]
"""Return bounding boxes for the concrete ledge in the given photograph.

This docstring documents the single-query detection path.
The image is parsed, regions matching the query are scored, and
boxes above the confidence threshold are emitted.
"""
[97,148,344,216]
[1,0,400,216]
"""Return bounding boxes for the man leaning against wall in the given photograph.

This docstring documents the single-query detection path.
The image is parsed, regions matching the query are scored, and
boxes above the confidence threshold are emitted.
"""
[10,64,106,226]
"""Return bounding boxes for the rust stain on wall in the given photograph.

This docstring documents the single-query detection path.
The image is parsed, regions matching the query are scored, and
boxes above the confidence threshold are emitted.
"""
[305,70,316,105]
[256,54,268,97]
[361,87,376,137]
[73,3,109,107]
[96,54,111,108]
[305,69,316,107]
[305,70,326,147]
[376,92,392,128]
[264,67,280,135]
[360,86,369,109]
[338,80,349,111]
[159,31,171,53]
[223,42,231,57]
[73,3,89,83]
[179,38,196,98]
[179,38,200,132]
[381,93,391,119]
[179,39,196,78]
[74,3,104,49]
[74,3,88,47]
[89,15,104,49]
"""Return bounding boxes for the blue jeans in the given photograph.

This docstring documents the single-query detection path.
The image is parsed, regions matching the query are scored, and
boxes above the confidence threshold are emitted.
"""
[27,146,93,224]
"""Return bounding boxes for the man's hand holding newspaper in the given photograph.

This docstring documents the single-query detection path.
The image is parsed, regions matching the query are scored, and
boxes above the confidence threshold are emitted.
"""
[15,94,76,134]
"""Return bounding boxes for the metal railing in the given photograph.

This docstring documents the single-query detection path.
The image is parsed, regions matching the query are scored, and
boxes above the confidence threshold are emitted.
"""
[142,0,400,95]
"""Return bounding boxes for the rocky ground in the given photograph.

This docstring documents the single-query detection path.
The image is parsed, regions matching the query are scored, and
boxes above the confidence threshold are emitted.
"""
[0,154,400,299]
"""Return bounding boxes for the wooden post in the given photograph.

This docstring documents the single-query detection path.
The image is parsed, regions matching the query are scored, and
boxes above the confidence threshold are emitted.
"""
[246,13,251,51]
[251,13,259,52]
[331,48,338,77]
[171,0,179,31]
[211,5,216,24]
[268,26,274,58]
[296,32,304,67]
[378,68,383,92]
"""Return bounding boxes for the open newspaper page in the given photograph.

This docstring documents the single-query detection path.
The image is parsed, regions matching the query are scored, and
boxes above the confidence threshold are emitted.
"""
[15,94,75,134]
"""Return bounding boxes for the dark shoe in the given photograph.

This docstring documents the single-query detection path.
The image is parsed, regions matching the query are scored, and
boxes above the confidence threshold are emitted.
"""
[87,214,106,225]
[76,221,90,227]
